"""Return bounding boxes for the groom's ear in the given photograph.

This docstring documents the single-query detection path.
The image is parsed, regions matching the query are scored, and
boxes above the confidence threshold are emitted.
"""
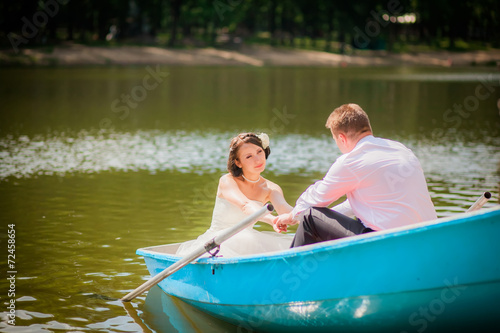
[338,132,348,144]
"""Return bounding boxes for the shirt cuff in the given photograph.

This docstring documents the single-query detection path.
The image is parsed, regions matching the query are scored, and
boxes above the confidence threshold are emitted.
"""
[291,206,304,220]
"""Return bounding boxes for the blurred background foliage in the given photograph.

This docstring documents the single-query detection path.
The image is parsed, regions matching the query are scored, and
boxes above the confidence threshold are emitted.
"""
[1,0,499,52]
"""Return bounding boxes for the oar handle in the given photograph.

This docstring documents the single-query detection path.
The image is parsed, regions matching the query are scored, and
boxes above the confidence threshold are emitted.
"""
[121,203,274,302]
[466,192,491,212]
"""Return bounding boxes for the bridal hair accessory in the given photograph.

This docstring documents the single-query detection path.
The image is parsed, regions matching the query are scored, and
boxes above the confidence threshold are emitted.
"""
[257,133,270,149]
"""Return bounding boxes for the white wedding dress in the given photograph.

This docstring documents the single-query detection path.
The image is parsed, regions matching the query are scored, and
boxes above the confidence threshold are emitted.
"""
[176,196,293,258]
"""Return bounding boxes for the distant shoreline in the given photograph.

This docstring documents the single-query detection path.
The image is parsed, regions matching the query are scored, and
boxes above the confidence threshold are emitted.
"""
[1,43,500,68]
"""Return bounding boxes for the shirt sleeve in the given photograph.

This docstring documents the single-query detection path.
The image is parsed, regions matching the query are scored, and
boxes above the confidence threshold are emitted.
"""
[291,156,359,218]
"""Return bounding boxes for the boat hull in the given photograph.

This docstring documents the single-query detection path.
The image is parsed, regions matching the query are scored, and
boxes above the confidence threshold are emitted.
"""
[188,280,500,332]
[137,207,500,332]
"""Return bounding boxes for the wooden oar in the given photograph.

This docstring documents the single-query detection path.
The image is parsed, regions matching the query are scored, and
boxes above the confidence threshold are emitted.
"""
[466,191,491,212]
[121,203,274,302]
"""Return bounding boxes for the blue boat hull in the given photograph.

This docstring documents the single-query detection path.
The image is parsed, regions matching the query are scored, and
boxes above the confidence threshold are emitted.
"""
[137,207,500,332]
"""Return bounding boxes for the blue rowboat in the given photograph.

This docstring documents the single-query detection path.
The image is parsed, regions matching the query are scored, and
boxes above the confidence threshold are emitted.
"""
[137,206,500,332]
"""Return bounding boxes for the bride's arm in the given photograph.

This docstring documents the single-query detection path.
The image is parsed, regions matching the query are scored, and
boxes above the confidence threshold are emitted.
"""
[217,174,275,224]
[267,181,293,215]
[265,180,293,233]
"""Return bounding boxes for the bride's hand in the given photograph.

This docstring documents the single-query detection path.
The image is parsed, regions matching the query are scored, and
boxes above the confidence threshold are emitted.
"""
[272,220,287,233]
[242,201,263,215]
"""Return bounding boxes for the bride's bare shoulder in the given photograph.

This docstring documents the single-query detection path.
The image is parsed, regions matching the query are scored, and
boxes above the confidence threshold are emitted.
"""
[218,173,240,190]
[263,178,284,193]
[219,173,235,184]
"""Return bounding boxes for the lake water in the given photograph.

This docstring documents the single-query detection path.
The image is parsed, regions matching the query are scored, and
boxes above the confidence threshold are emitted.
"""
[0,66,499,332]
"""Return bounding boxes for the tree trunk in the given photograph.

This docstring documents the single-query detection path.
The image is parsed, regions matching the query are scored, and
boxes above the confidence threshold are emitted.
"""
[169,0,182,47]
[324,6,334,52]
[338,25,345,54]
[268,0,276,46]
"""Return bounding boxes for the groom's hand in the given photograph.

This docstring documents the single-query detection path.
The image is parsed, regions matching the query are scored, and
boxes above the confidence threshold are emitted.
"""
[274,212,294,225]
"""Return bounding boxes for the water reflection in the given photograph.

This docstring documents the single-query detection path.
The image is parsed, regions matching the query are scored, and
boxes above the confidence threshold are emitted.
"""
[1,67,499,137]
[138,285,239,333]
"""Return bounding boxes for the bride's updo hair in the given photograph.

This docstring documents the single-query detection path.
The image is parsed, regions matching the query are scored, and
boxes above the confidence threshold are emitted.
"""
[227,133,271,177]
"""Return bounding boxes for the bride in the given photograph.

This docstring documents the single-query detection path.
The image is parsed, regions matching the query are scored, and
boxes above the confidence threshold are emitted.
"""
[176,132,293,258]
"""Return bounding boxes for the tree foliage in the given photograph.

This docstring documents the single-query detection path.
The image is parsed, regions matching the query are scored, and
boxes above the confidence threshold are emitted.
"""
[1,0,498,51]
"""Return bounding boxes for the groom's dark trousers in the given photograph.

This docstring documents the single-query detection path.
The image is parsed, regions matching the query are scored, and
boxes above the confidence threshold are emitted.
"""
[290,207,374,248]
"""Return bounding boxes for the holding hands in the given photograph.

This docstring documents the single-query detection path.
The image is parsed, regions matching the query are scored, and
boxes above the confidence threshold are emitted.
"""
[272,212,298,233]
[272,219,288,233]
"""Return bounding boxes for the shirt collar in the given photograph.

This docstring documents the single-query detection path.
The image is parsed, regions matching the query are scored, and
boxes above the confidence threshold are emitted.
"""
[354,134,374,149]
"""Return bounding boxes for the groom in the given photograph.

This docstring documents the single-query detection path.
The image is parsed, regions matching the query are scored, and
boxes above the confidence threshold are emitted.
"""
[274,103,437,247]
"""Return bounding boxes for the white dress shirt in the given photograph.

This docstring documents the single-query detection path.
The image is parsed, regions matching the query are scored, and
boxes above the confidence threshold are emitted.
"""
[291,135,437,230]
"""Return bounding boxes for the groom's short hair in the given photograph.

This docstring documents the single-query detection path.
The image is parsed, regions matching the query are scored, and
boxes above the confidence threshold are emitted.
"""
[325,103,372,138]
